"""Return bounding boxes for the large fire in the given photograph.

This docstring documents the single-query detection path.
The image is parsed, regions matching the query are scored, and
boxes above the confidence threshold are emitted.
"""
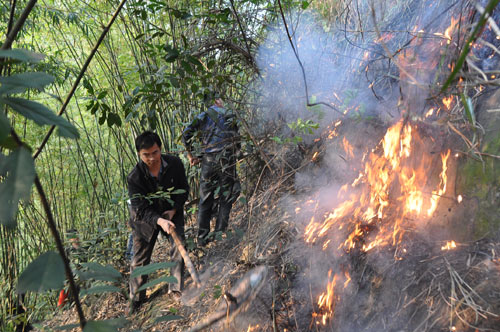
[306,119,452,325]
[305,119,451,254]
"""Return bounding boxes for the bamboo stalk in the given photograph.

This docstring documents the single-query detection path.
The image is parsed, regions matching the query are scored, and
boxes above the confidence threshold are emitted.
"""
[32,0,129,160]
[170,229,202,288]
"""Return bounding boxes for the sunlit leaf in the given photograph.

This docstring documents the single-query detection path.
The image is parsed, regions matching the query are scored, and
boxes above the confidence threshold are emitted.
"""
[130,261,176,278]
[2,97,79,139]
[137,275,177,292]
[0,49,45,63]
[17,251,65,293]
[0,72,55,95]
[80,285,121,296]
[0,147,35,228]
[82,318,127,332]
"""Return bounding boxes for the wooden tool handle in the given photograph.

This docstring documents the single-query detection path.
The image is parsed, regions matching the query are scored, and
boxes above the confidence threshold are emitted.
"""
[170,229,202,288]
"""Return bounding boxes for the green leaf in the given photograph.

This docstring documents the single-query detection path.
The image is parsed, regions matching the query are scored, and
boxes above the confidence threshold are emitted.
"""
[165,46,179,62]
[169,77,180,89]
[80,285,121,296]
[97,90,108,100]
[0,49,45,63]
[0,72,55,95]
[301,1,310,9]
[54,323,80,330]
[0,135,17,150]
[130,261,176,278]
[181,60,193,74]
[2,97,79,139]
[77,262,122,282]
[460,93,475,128]
[0,147,35,228]
[17,251,65,293]
[83,318,127,332]
[154,314,182,323]
[138,275,177,292]
[0,111,10,142]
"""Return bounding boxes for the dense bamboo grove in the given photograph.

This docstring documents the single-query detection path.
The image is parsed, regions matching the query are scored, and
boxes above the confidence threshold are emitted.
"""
[0,0,286,329]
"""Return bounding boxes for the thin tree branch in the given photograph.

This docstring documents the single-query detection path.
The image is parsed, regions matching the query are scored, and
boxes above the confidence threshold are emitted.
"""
[0,0,37,51]
[276,0,343,115]
[228,0,259,75]
[10,130,86,330]
[33,0,129,160]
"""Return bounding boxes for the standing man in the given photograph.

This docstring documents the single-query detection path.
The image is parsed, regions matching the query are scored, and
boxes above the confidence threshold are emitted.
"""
[127,131,189,313]
[182,93,240,246]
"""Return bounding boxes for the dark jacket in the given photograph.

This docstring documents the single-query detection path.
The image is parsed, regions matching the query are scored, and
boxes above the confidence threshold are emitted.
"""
[127,154,189,242]
[182,105,239,154]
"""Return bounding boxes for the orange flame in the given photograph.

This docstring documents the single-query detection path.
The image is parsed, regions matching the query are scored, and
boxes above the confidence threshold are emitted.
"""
[441,240,457,250]
[442,96,453,110]
[246,324,260,332]
[342,137,354,159]
[312,270,338,325]
[305,120,452,253]
[444,17,459,44]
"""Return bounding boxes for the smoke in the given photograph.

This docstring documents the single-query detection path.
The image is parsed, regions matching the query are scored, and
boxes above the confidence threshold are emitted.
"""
[250,1,500,331]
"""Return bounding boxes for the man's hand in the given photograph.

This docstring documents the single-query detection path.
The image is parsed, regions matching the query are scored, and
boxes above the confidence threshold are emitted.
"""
[157,218,175,234]
[187,152,200,166]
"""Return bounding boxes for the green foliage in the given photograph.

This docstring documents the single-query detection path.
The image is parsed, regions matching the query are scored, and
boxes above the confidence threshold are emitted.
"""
[77,262,122,282]
[0,147,36,228]
[272,118,319,145]
[17,251,65,293]
[154,314,182,323]
[137,275,177,292]
[82,318,127,332]
[212,284,222,299]
[130,261,177,278]
[0,49,45,64]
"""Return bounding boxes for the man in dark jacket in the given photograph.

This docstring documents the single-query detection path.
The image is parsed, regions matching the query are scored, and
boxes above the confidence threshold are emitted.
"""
[127,131,189,312]
[182,94,240,246]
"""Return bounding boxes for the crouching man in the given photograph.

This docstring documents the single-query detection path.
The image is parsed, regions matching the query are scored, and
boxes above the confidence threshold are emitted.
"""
[127,131,189,313]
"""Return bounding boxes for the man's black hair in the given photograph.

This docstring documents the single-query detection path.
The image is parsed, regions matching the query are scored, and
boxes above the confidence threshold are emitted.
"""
[135,131,162,152]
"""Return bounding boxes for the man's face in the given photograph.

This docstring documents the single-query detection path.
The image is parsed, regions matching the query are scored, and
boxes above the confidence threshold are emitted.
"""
[139,143,161,170]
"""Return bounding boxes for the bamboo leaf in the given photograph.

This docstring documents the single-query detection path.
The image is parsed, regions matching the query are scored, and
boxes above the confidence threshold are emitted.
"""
[77,262,122,282]
[0,72,55,95]
[80,285,121,296]
[0,49,45,63]
[130,261,176,278]
[137,275,178,292]
[17,251,65,293]
[0,111,10,142]
[1,97,79,139]
[0,147,35,228]
[460,93,476,128]
[54,323,80,330]
[82,318,127,332]
[441,0,500,92]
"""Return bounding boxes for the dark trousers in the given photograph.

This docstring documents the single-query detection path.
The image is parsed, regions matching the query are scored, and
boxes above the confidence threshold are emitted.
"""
[197,151,238,241]
[129,213,185,303]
